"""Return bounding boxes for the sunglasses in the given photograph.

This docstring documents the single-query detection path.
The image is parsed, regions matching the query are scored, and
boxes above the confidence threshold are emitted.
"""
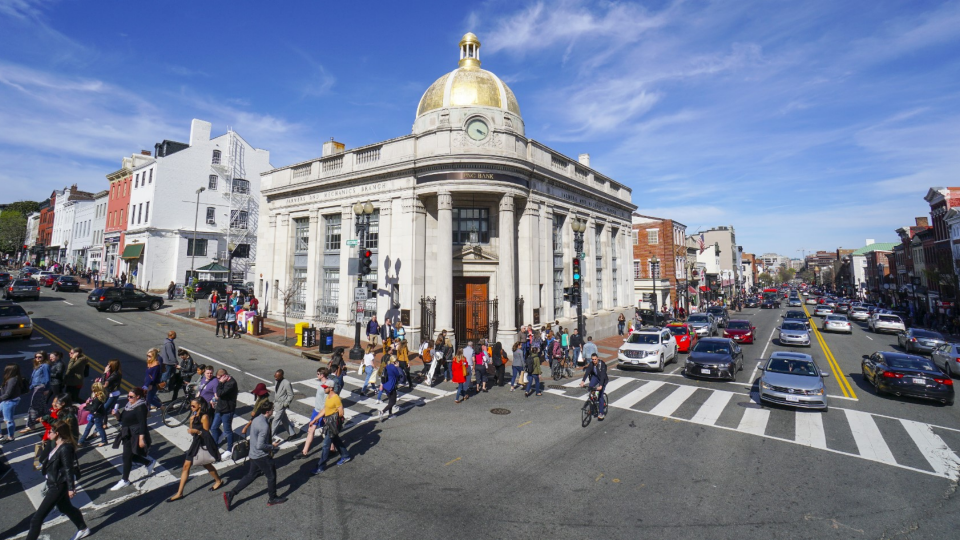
[127,394,136,399]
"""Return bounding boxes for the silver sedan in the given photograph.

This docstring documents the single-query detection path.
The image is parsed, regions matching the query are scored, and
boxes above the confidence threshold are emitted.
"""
[758,352,829,410]
[822,314,852,334]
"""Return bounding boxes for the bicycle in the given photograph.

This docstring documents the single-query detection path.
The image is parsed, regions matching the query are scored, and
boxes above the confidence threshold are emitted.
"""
[581,387,600,427]
[552,355,573,380]
[162,383,198,428]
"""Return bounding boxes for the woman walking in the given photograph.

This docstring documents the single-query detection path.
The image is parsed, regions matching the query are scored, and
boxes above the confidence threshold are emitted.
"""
[42,394,79,442]
[510,342,524,391]
[25,422,90,540]
[473,346,489,394]
[359,345,376,395]
[144,348,164,412]
[452,349,468,403]
[1,364,25,443]
[418,339,432,382]
[110,387,156,491]
[77,382,108,447]
[21,353,49,433]
[397,340,413,390]
[524,346,544,397]
[167,397,224,502]
[378,357,402,421]
[100,359,123,422]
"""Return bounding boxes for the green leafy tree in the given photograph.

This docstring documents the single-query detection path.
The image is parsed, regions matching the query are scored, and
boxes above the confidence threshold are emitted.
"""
[758,272,774,286]
[0,201,39,254]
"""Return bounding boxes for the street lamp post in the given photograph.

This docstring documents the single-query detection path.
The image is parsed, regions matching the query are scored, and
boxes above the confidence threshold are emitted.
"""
[570,218,587,338]
[349,201,375,361]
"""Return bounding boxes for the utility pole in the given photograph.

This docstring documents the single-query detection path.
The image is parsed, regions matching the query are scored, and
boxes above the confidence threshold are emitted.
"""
[571,218,587,337]
[349,201,374,360]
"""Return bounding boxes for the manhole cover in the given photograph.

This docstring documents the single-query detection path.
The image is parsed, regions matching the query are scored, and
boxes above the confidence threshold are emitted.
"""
[490,408,511,415]
[548,384,566,390]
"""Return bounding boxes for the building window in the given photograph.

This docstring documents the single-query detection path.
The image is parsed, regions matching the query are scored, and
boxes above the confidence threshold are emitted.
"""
[453,208,489,244]
[230,210,249,229]
[553,267,564,318]
[632,230,639,245]
[362,209,379,250]
[187,238,207,256]
[134,174,139,188]
[148,169,153,183]
[209,175,218,190]
[123,182,127,196]
[649,259,661,280]
[612,230,618,304]
[144,202,149,223]
[232,179,250,194]
[324,214,341,251]
[647,229,659,244]
[291,268,307,317]
[120,209,124,224]
[206,207,215,225]
[138,203,143,224]
[553,215,564,318]
[212,150,221,165]
[552,215,564,254]
[320,268,340,318]
[634,261,642,279]
[293,217,310,253]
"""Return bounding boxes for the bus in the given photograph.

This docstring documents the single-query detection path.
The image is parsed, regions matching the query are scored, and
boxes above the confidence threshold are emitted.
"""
[762,288,779,303]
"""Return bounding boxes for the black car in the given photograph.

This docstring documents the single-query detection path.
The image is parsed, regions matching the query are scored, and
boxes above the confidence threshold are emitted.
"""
[51,275,80,292]
[86,287,164,312]
[861,351,954,406]
[706,306,729,328]
[5,278,40,301]
[683,338,743,381]
[761,299,781,309]
[0,272,12,288]
[192,280,228,299]
[744,298,759,308]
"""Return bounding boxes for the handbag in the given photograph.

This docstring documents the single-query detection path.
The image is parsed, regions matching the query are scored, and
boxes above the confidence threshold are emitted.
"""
[357,363,364,376]
[519,371,528,385]
[231,439,250,461]
[193,446,215,466]
[76,403,89,426]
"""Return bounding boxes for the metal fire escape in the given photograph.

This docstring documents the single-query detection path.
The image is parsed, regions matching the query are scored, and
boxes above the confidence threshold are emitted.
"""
[211,129,257,282]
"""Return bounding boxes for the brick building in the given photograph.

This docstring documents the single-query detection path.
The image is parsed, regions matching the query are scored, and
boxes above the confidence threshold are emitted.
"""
[632,214,687,312]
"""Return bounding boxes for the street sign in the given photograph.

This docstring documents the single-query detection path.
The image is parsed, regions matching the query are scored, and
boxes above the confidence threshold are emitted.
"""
[354,286,369,301]
[346,239,359,247]
[356,312,364,323]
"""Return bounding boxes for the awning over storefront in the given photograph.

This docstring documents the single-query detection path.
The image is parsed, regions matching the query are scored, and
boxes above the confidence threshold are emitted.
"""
[699,285,710,292]
[120,243,144,260]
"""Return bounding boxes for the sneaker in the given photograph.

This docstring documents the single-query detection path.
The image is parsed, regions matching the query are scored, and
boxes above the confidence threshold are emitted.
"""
[293,452,307,460]
[221,450,232,460]
[378,410,383,422]
[223,491,233,511]
[110,479,131,491]
[310,466,325,475]
[144,458,156,475]
[267,497,288,506]
[71,529,91,540]
[336,456,352,466]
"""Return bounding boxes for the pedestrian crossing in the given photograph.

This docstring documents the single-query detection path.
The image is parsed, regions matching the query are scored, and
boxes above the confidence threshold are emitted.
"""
[0,376,454,537]
[546,374,960,481]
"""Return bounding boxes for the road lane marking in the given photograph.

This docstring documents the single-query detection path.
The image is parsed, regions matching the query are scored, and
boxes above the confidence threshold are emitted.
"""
[28,343,51,347]
[845,409,896,464]
[690,390,734,426]
[243,371,271,383]
[802,305,857,399]
[610,382,664,409]
[181,347,239,371]
[62,301,73,305]
[32,323,135,392]
[865,336,873,340]
[106,318,124,325]
[795,412,827,449]
[737,407,769,436]
[518,420,532,428]
[900,419,960,480]
[601,377,634,394]
[647,385,697,417]
[750,323,780,387]
[445,457,461,466]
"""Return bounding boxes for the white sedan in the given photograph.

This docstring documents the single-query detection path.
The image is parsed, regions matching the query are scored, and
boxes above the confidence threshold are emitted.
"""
[868,313,906,334]
[822,314,852,334]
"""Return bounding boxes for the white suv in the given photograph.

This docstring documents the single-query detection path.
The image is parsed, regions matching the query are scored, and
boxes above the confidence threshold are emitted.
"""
[618,327,679,372]
[868,313,905,334]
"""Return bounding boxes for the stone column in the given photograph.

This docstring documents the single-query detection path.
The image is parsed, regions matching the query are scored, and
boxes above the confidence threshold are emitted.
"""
[435,191,454,340]
[497,194,517,343]
[337,206,354,330]
[517,199,540,328]
[304,209,320,320]
[378,201,394,321]
[401,195,426,344]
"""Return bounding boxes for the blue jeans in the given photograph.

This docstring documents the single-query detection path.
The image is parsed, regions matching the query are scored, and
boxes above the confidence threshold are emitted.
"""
[146,386,163,409]
[618,322,625,335]
[102,393,120,420]
[361,366,374,393]
[316,423,350,471]
[456,382,468,401]
[334,375,344,396]
[79,410,107,444]
[525,374,541,394]
[1,397,19,438]
[444,363,452,381]
[511,366,523,386]
[160,364,177,386]
[210,411,235,450]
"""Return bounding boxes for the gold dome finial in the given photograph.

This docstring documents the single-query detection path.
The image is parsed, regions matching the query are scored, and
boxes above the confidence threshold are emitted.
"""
[458,32,481,69]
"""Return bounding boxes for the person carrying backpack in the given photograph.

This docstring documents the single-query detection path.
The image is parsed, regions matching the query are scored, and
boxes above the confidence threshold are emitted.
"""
[26,421,89,540]
[524,346,543,397]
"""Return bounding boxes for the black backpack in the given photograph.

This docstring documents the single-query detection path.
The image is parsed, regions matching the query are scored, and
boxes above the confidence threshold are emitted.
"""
[19,376,29,394]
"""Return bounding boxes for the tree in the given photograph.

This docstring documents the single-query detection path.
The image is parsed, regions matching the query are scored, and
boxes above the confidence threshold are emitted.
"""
[279,281,302,345]
[0,201,39,254]
[758,272,774,287]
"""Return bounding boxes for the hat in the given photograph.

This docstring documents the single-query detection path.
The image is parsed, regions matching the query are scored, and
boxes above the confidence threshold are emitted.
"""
[251,383,269,397]
[321,383,332,390]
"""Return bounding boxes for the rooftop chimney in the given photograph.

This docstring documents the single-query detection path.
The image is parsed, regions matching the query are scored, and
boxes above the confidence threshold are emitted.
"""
[865,239,874,246]
[189,119,212,147]
[916,217,929,227]
[578,153,590,167]
[322,138,345,157]
[141,150,151,156]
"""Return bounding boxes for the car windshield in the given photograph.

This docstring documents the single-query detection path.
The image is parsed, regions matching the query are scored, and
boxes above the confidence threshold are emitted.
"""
[766,358,818,376]
[59,277,77,282]
[707,308,724,315]
[14,280,36,286]
[781,322,807,331]
[626,334,660,345]
[667,326,688,336]
[727,321,750,329]
[688,315,709,323]
[853,307,868,312]
[785,311,806,319]
[911,330,943,339]
[826,315,847,321]
[0,305,27,317]
[879,315,901,323]
[693,341,730,354]
[887,357,937,371]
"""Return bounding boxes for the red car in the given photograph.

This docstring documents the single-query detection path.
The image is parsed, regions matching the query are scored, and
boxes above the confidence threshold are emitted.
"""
[666,323,697,353]
[723,319,756,344]
[42,274,60,287]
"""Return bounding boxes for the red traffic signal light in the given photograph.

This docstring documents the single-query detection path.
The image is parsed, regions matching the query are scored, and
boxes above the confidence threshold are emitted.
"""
[360,249,373,275]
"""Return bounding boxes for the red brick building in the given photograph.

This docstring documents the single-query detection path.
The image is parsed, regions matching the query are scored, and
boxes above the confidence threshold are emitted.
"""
[37,190,56,264]
[924,187,960,303]
[632,214,688,311]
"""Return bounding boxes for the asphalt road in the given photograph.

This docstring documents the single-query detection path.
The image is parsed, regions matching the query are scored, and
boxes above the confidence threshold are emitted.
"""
[1,289,959,539]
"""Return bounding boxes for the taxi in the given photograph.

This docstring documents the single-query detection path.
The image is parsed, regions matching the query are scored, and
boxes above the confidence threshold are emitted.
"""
[666,322,698,353]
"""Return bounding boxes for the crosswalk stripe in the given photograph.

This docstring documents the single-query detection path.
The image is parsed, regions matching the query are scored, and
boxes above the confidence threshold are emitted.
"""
[900,419,960,480]
[690,390,734,426]
[600,377,634,395]
[794,412,827,449]
[4,437,94,511]
[845,409,896,464]
[647,386,698,417]
[737,407,770,436]
[609,381,664,409]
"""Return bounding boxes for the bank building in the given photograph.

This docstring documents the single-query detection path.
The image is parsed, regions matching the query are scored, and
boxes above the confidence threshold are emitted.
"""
[256,33,636,346]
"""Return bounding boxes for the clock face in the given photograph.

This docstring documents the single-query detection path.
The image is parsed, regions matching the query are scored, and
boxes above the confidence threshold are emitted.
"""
[466,118,489,141]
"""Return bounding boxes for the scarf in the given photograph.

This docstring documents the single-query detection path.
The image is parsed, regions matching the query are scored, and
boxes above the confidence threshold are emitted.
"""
[124,398,145,412]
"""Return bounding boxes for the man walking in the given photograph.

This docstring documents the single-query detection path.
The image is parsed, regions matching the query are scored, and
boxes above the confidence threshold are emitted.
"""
[294,367,331,460]
[210,369,238,459]
[311,382,351,474]
[159,331,178,391]
[271,369,298,441]
[215,303,228,338]
[63,347,88,403]
[223,401,287,510]
[366,315,380,348]
[569,329,584,366]
[583,336,599,362]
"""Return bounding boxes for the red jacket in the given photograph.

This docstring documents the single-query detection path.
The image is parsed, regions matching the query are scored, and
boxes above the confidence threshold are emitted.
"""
[452,358,467,384]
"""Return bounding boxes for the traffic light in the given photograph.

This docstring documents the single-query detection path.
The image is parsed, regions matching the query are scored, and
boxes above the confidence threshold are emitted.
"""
[572,258,582,283]
[359,249,372,276]
[563,286,576,302]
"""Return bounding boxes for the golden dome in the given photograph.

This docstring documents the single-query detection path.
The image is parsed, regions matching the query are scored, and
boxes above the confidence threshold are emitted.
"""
[416,33,521,118]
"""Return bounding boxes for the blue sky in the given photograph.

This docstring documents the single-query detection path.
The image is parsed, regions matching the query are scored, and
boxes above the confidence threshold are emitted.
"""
[1,0,958,256]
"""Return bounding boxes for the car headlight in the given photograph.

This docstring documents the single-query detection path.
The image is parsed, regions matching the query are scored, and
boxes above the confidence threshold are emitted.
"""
[761,380,773,390]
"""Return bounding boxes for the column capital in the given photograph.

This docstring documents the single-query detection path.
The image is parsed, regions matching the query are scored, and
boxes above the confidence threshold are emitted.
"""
[437,191,453,211]
[268,214,278,227]
[378,201,393,216]
[522,200,540,217]
[309,208,321,223]
[402,196,425,215]
[499,193,515,212]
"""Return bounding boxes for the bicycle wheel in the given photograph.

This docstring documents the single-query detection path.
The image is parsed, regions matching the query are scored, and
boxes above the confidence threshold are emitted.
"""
[162,398,191,427]
[552,362,562,381]
[581,400,593,427]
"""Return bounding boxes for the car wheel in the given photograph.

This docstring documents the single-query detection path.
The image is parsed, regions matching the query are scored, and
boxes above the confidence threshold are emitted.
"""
[108,303,122,313]
[657,355,665,372]
[149,301,161,311]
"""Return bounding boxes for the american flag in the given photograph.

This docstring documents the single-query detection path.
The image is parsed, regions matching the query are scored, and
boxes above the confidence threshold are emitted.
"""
[697,233,706,254]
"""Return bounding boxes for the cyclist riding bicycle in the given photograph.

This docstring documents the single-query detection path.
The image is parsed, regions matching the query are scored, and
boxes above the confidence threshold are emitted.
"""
[579,353,609,420]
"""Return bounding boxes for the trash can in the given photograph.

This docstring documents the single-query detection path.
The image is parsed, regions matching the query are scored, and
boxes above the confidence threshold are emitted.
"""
[303,327,317,348]
[195,298,209,319]
[318,327,334,354]
[251,315,263,336]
